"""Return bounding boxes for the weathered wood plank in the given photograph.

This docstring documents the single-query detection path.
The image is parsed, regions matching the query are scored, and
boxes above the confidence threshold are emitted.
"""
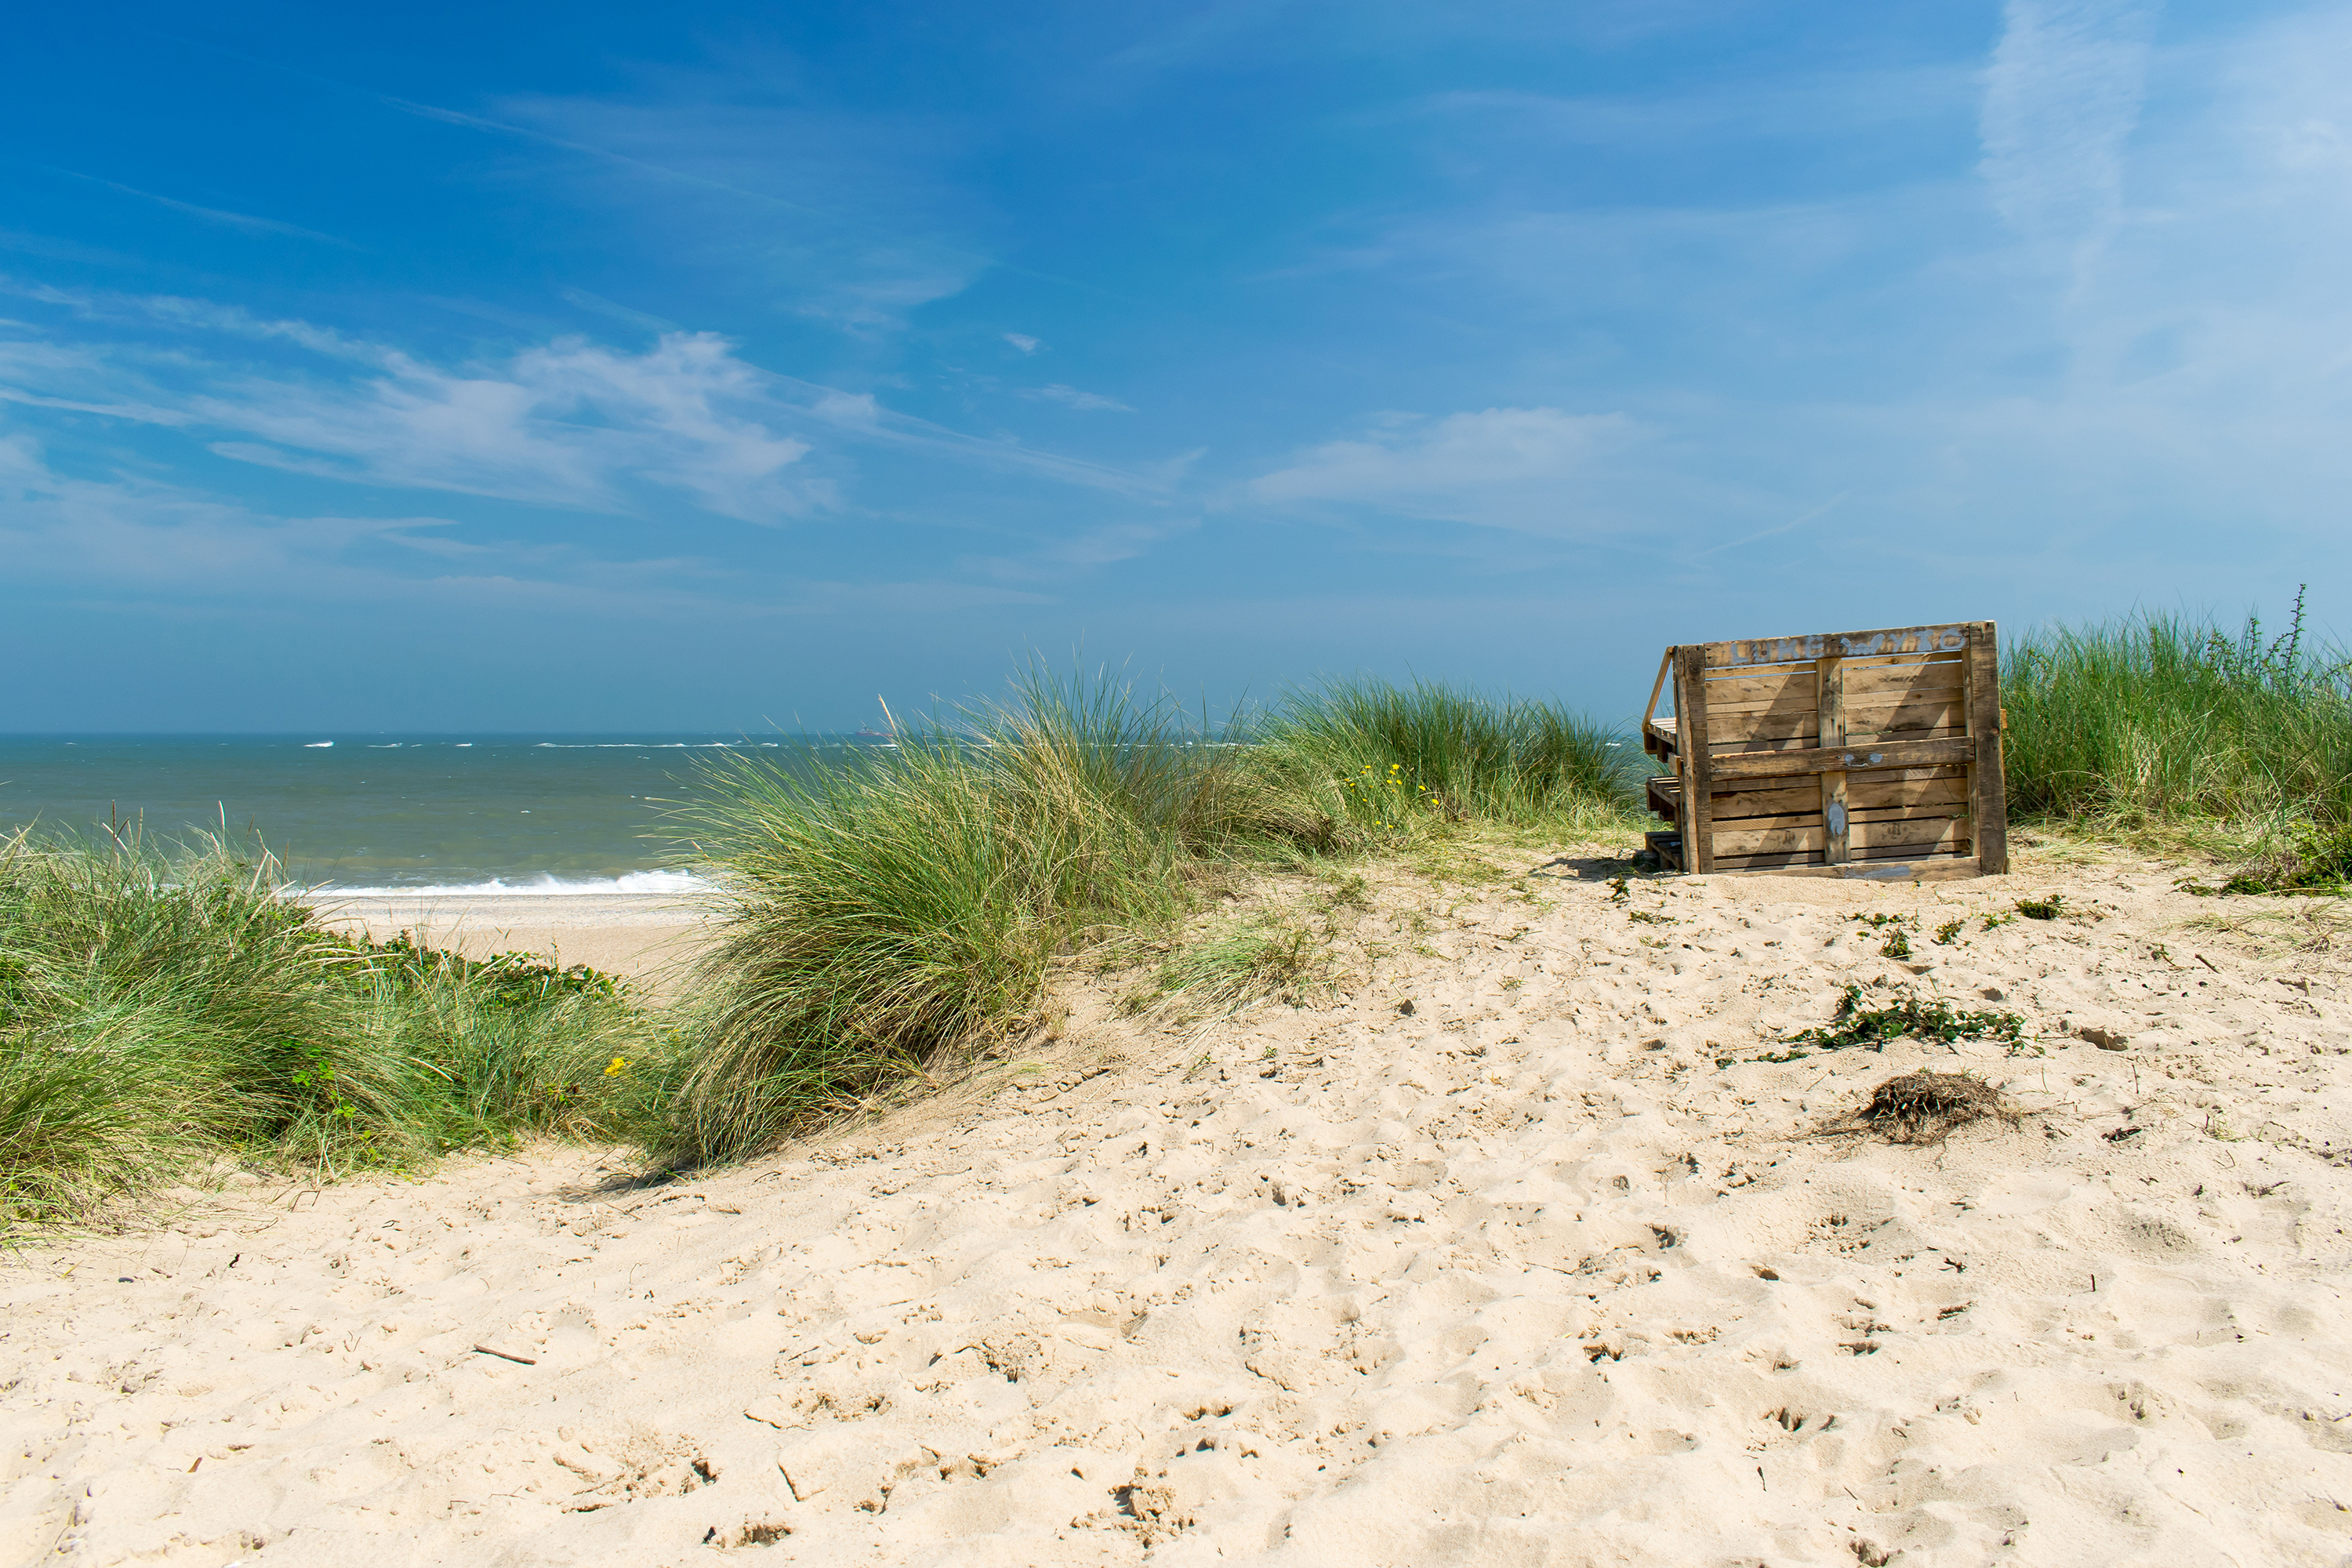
[1703,700,1825,724]
[1711,850,1825,871]
[1714,825,1826,856]
[1710,784,1822,819]
[1646,774,1683,826]
[1675,645,1717,873]
[1642,648,1673,743]
[1849,774,1969,809]
[1705,710,1819,744]
[1853,817,1969,851]
[1967,622,2010,874]
[1702,624,1975,669]
[1694,804,1965,835]
[1845,660,1965,701]
[1818,653,1849,866]
[1700,669,1817,709]
[1706,736,1977,781]
[1856,840,1969,862]
[1703,811,1828,834]
[1645,829,1686,872]
[1854,803,1969,823]
[1704,770,1963,810]
[1842,696,1965,733]
[1701,856,1984,883]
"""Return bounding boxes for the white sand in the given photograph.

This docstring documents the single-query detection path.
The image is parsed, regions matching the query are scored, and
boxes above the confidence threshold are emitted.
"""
[305,890,710,997]
[8,846,2352,1566]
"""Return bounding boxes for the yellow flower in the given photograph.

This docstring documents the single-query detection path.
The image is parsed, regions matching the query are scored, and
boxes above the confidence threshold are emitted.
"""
[604,1056,630,1078]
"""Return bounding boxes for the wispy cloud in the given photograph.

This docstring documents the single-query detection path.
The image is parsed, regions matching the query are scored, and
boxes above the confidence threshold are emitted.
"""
[194,331,826,521]
[1027,383,1133,412]
[559,288,679,333]
[33,165,361,249]
[0,289,1171,521]
[397,89,991,331]
[1249,406,1634,531]
[1004,332,1041,354]
[961,517,1197,583]
[1980,0,2156,275]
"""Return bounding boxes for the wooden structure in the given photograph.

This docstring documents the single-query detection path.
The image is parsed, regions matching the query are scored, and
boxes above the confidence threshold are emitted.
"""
[1640,621,2008,880]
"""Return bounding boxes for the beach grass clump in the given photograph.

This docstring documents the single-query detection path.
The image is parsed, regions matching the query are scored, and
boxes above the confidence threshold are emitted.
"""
[2003,592,2352,887]
[0,829,665,1229]
[1120,912,1328,1022]
[1250,677,1640,848]
[669,669,1635,1163]
[669,670,1281,1162]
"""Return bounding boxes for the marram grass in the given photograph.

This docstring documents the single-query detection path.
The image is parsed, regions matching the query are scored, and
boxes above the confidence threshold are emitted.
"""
[666,669,1638,1163]
[2002,593,2352,887]
[0,829,670,1230]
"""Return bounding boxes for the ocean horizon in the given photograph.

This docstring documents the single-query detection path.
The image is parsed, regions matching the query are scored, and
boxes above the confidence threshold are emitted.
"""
[0,732,887,894]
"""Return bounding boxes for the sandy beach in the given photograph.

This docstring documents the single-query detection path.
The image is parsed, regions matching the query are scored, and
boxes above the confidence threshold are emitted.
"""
[305,890,712,999]
[7,844,2350,1566]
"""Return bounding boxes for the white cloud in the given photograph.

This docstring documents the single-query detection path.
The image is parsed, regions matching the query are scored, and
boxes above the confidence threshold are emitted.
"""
[1980,0,2156,274]
[198,329,825,521]
[0,317,829,522]
[0,424,753,615]
[1029,383,1133,412]
[471,90,990,332]
[1004,332,1041,354]
[1248,406,1632,530]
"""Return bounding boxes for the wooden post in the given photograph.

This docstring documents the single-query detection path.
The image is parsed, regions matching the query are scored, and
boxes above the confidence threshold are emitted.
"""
[1817,653,1848,865]
[1674,644,1715,873]
[1967,620,2009,873]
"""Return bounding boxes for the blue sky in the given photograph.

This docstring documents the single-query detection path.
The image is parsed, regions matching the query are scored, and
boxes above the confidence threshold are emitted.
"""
[3,1,2347,731]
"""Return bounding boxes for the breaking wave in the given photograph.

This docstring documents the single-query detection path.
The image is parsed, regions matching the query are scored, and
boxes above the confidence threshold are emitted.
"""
[305,869,710,899]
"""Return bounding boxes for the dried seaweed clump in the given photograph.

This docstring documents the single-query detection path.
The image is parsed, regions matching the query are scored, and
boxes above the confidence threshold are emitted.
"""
[1858,1070,2009,1144]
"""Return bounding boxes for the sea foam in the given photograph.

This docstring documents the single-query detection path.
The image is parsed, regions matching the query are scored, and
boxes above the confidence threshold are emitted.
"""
[308,869,710,899]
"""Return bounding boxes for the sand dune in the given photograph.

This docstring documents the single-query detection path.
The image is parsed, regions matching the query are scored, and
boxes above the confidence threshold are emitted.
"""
[8,845,2351,1566]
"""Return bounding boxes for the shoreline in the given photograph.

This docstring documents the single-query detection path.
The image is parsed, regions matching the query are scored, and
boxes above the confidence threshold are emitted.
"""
[301,889,713,993]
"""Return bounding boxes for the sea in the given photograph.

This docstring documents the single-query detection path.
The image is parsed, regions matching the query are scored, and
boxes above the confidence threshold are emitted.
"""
[0,735,873,895]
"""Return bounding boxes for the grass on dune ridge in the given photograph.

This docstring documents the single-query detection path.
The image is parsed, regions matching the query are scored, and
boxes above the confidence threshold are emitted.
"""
[0,829,666,1230]
[666,670,1642,1163]
[2002,590,2352,887]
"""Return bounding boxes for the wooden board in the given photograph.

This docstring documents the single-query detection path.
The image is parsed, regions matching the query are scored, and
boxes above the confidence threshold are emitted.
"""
[1683,804,1966,835]
[1966,625,2010,873]
[1702,624,1975,670]
[1675,644,1716,873]
[1707,735,1978,780]
[1845,691,1965,725]
[1701,855,1986,883]
[1845,661,1964,702]
[1708,816,1969,858]
[1687,771,1967,822]
[1697,659,1961,717]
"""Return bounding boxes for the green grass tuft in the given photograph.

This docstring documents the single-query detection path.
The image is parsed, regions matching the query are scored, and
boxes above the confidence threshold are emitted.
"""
[2003,591,2352,891]
[0,829,666,1231]
[1783,985,2027,1054]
